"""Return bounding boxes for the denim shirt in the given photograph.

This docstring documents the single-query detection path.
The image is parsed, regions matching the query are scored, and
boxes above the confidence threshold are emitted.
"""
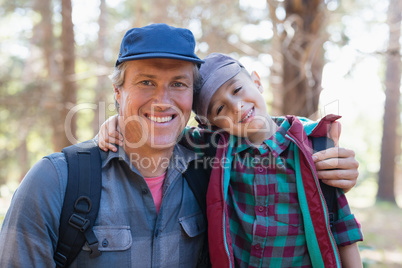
[0,143,206,268]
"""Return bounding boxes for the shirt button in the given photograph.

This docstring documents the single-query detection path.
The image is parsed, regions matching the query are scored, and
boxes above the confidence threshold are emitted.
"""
[258,206,265,212]
[258,167,264,173]
[142,189,148,194]
[255,244,261,250]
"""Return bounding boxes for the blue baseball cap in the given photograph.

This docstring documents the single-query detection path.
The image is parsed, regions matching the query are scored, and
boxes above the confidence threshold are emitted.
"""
[115,23,204,67]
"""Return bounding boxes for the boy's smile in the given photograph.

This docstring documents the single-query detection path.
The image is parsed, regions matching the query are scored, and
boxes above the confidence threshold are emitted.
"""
[239,106,255,123]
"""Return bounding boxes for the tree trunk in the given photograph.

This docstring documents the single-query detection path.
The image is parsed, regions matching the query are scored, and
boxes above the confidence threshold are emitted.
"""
[151,0,171,24]
[377,0,401,204]
[53,0,77,152]
[34,0,58,79]
[92,0,110,135]
[17,140,29,183]
[268,0,327,118]
[134,0,143,27]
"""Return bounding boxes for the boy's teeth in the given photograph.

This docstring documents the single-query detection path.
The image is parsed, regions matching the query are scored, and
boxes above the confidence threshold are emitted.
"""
[148,115,173,123]
[242,109,253,121]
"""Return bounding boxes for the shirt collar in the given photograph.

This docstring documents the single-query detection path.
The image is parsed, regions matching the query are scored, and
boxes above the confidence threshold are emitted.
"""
[233,116,292,158]
[100,143,200,175]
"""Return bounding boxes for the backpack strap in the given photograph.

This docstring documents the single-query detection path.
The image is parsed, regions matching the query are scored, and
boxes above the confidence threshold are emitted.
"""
[183,160,211,220]
[183,160,212,268]
[183,134,217,220]
[182,136,217,268]
[311,136,336,227]
[54,140,102,268]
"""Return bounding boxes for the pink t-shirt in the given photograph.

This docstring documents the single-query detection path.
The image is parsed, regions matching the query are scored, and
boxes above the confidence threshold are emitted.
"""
[144,173,166,214]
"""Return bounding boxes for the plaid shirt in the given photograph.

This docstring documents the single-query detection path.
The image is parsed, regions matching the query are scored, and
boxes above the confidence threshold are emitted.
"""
[225,118,362,268]
[180,116,363,268]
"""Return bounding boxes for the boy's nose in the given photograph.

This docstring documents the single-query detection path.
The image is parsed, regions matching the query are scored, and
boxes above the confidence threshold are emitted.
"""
[234,101,244,113]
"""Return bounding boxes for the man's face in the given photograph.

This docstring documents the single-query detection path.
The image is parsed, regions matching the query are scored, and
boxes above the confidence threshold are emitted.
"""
[115,58,194,151]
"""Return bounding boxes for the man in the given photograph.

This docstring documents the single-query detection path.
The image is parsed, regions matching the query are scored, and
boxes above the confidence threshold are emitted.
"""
[0,23,207,268]
[0,23,359,268]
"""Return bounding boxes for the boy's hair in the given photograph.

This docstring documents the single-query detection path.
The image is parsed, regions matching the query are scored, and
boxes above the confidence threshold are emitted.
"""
[192,53,245,124]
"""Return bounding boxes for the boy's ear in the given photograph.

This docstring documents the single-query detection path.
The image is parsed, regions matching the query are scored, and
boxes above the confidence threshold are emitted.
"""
[250,71,263,93]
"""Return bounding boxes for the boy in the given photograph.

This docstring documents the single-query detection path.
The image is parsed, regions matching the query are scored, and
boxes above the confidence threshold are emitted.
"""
[192,53,362,267]
[99,53,363,267]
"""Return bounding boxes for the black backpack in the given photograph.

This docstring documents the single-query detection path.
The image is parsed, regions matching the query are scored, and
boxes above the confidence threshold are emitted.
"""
[53,139,214,268]
[312,136,337,228]
[53,137,336,267]
[53,140,102,268]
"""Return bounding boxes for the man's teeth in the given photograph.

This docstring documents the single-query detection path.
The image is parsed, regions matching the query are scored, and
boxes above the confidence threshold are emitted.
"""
[147,115,173,123]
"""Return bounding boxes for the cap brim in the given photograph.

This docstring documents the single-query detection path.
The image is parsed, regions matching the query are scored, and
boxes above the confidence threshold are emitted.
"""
[116,52,204,66]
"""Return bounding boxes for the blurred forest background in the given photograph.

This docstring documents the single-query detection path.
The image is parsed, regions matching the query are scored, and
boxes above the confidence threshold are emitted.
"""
[0,0,401,266]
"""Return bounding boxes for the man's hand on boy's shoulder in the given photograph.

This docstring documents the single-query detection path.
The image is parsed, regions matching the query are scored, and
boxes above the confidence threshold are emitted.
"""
[312,147,359,193]
[311,119,359,193]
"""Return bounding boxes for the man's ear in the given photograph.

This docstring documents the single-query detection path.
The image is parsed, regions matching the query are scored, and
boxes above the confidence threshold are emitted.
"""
[250,71,263,93]
[114,84,121,99]
[113,85,122,112]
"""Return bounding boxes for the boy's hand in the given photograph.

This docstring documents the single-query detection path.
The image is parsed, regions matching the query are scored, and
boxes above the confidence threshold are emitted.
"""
[98,115,123,152]
[312,120,359,193]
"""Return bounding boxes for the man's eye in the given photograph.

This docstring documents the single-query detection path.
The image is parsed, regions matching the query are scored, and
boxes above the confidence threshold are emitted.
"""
[217,105,224,115]
[172,82,185,87]
[141,81,152,86]
[234,87,242,94]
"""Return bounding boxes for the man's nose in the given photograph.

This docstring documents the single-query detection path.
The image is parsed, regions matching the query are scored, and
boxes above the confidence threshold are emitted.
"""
[153,85,171,110]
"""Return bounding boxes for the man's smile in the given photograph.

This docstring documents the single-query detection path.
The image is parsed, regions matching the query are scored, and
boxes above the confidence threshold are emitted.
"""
[145,113,176,123]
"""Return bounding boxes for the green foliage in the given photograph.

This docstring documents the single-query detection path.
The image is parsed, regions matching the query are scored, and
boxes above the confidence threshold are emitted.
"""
[0,0,399,208]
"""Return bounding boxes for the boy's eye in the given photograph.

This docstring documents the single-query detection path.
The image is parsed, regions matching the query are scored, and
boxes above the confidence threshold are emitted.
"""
[233,87,242,94]
[217,105,224,115]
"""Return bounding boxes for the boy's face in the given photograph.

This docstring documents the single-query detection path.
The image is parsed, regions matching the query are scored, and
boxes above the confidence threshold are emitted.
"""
[206,71,270,140]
